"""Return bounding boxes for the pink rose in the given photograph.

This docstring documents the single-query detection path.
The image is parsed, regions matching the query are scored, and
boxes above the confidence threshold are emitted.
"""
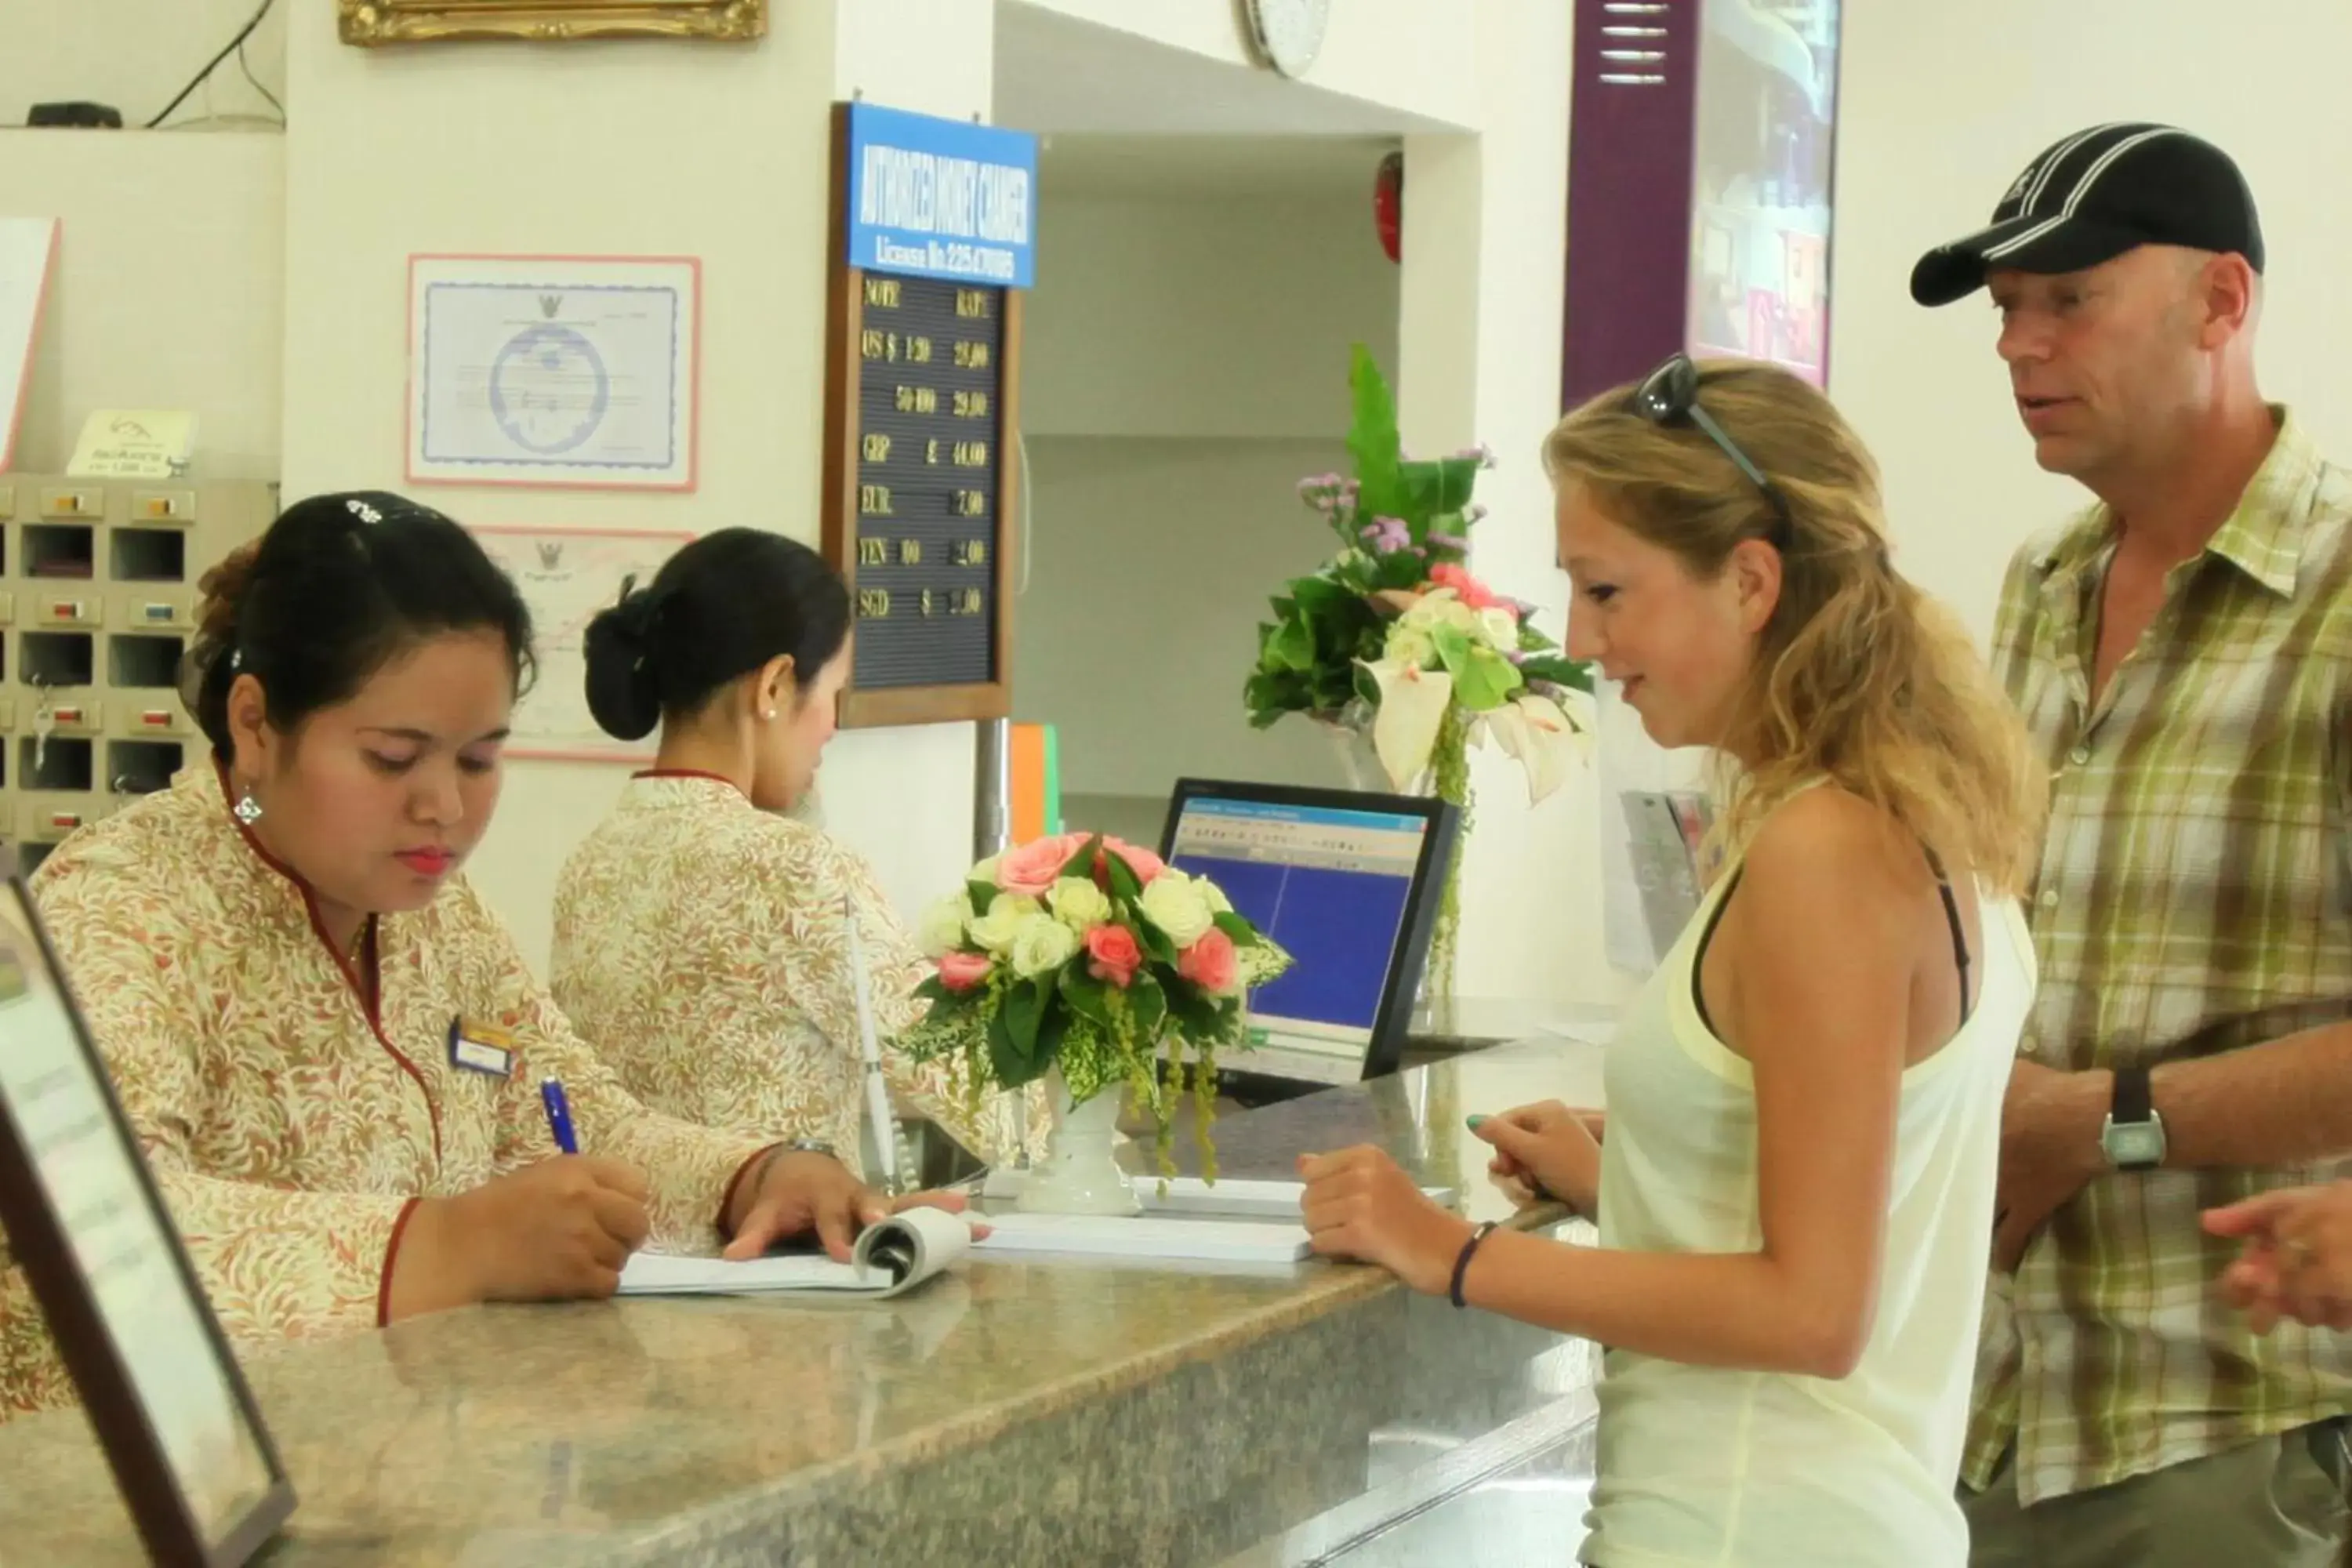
[938,951,994,993]
[1428,561,1501,611]
[1176,927,1240,996]
[995,833,1083,898]
[1085,924,1143,989]
[1101,836,1165,886]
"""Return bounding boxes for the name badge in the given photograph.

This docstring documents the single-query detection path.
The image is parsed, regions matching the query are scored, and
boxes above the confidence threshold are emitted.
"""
[447,1017,516,1079]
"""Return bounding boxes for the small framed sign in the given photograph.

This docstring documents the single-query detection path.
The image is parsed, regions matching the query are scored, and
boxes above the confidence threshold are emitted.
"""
[0,877,294,1564]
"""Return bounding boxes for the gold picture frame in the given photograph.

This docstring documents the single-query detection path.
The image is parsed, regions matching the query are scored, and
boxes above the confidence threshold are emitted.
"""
[339,0,766,45]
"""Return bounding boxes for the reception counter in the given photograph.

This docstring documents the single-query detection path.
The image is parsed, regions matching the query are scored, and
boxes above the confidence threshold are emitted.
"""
[0,1036,1606,1566]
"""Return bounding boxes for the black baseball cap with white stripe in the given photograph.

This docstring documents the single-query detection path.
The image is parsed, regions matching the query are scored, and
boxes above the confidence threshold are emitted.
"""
[1911,122,2263,307]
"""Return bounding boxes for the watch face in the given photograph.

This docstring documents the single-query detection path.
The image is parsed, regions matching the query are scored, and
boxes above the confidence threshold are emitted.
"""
[2104,1121,2165,1168]
[1247,0,1330,78]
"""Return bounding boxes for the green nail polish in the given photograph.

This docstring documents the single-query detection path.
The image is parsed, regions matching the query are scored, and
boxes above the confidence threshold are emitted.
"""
[1466,1114,1488,1130]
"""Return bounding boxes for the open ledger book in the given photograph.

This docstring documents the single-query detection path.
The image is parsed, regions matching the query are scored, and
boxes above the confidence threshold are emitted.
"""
[617,1206,969,1301]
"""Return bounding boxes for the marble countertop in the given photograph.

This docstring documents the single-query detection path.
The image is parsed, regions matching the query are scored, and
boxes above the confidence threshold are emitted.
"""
[0,1036,1607,1566]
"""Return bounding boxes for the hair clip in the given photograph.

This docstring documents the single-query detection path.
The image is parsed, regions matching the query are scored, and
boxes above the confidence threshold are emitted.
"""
[346,498,384,525]
[230,651,243,670]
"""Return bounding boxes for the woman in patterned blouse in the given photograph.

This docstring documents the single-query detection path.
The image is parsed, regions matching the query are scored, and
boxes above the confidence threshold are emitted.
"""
[550,529,1033,1180]
[0,492,959,1419]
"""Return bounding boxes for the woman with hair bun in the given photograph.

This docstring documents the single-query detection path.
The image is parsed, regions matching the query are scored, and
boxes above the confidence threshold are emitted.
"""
[553,528,1035,1178]
[0,492,957,1421]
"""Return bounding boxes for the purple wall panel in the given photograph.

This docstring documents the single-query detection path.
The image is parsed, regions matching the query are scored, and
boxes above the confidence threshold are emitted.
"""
[1561,0,1700,411]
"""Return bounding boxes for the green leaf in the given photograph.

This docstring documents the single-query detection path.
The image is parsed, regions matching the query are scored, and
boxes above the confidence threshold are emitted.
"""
[987,1008,1033,1087]
[1163,976,1221,1036]
[1353,665,1382,708]
[1269,615,1316,673]
[1034,1006,1071,1073]
[1102,851,1142,905]
[913,975,953,1005]
[1211,910,1260,946]
[966,879,998,916]
[1451,647,1525,711]
[1134,916,1177,967]
[1430,623,1475,675]
[1059,964,1112,1025]
[1001,977,1050,1058]
[1373,550,1428,590]
[1347,343,1406,519]
[1288,575,1356,614]
[1517,655,1593,691]
[1126,974,1169,1039]
[1399,455,1481,515]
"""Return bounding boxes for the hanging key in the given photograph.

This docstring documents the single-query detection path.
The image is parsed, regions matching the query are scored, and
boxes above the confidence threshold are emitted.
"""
[30,681,53,776]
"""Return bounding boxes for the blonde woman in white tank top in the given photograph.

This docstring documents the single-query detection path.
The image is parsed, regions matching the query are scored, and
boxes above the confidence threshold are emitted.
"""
[1299,356,2048,1566]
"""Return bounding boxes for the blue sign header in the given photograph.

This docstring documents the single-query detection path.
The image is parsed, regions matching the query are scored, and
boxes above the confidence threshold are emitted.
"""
[845,103,1037,289]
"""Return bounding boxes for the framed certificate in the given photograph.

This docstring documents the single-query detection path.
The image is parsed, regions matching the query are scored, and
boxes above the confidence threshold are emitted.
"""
[0,877,294,1564]
[405,253,701,492]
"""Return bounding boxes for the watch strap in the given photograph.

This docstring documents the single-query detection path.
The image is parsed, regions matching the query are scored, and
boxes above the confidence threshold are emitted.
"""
[2111,1065,2153,1125]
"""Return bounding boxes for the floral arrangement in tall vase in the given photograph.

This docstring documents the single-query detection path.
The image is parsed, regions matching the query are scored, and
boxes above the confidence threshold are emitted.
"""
[1243,344,1595,1000]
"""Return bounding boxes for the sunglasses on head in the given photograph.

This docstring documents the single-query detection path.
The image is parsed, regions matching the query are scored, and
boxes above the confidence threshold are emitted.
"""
[1632,354,1795,544]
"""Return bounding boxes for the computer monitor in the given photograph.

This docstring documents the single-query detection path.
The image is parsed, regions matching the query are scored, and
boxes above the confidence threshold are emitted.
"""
[1157,779,1459,1098]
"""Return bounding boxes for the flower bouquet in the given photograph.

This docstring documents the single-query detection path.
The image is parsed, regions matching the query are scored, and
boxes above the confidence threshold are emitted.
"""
[901,833,1291,1212]
[1244,343,1595,995]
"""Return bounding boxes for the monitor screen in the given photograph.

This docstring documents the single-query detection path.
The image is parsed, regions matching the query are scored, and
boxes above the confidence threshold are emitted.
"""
[1162,786,1448,1087]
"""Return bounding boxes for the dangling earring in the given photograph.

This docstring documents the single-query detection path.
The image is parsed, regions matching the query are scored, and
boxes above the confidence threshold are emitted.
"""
[233,787,263,826]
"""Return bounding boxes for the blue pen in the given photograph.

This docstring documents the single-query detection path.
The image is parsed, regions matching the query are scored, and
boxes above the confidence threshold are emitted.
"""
[540,1077,579,1155]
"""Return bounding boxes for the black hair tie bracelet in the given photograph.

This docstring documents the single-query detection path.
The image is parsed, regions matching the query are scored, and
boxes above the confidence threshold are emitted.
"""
[1449,1221,1500,1308]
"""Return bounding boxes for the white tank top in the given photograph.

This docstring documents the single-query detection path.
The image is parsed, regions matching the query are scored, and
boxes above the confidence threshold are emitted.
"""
[1581,845,2035,1568]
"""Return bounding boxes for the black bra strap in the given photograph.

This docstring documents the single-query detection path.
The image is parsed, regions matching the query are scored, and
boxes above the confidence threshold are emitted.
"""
[1924,848,1972,1027]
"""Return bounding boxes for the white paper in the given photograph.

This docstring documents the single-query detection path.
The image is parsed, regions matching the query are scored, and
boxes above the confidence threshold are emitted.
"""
[973,1212,1312,1263]
[1135,1176,1454,1221]
[0,218,59,473]
[0,889,272,1538]
[619,1206,971,1299]
[467,527,685,758]
[408,255,697,489]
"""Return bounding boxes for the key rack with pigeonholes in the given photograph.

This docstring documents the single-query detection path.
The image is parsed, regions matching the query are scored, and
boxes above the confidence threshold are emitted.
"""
[0,479,278,877]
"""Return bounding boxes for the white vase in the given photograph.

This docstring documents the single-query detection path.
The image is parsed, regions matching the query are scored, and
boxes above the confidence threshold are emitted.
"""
[1016,1068,1141,1217]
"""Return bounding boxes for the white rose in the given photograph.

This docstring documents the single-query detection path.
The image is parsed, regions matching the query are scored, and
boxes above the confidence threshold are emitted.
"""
[915,891,972,959]
[1008,913,1080,978]
[1384,624,1437,670]
[1049,877,1112,933]
[1138,873,1214,947]
[1200,878,1232,915]
[1477,606,1519,649]
[967,894,1040,954]
[1436,596,1479,633]
[1399,593,1446,633]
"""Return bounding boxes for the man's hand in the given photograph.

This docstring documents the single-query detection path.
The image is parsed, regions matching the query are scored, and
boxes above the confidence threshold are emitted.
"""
[1994,1060,2111,1272]
[2205,1184,2352,1333]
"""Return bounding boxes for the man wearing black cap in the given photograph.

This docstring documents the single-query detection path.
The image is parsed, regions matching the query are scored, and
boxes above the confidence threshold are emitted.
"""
[1915,122,2352,1566]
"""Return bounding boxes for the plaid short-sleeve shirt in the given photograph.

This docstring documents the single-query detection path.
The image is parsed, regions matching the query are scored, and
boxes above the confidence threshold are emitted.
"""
[1965,411,2352,1504]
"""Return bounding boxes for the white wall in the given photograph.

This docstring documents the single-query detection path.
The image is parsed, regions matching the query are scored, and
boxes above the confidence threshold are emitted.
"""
[1014,186,1398,826]
[1831,2,2352,644]
[277,0,989,967]
[0,0,287,132]
[1014,436,1363,799]
[0,132,283,477]
[1023,194,1401,439]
